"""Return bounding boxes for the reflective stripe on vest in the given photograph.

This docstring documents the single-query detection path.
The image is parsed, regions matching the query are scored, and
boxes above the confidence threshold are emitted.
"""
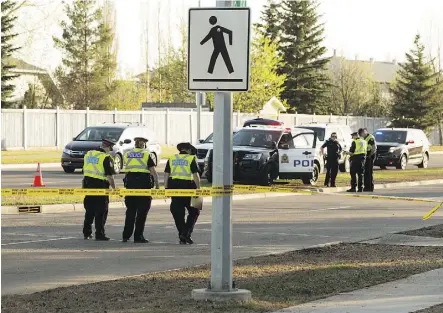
[124,148,149,173]
[83,150,107,180]
[365,134,375,152]
[169,154,194,180]
[353,138,367,155]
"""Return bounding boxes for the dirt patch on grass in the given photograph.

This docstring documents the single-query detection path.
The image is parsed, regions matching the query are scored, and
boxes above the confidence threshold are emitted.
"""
[399,224,443,238]
[2,243,443,313]
[414,303,443,313]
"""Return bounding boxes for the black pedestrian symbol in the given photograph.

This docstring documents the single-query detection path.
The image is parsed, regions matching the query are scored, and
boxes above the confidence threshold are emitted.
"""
[200,16,234,74]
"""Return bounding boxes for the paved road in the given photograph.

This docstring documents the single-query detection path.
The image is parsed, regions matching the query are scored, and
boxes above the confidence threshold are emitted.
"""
[364,184,443,202]
[2,185,442,295]
[2,156,443,188]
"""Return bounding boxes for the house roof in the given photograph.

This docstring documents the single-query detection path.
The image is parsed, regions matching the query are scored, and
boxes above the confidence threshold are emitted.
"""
[329,56,400,84]
[8,57,47,74]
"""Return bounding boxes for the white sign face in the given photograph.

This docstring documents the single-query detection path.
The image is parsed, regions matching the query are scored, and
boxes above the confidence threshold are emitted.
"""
[188,8,251,92]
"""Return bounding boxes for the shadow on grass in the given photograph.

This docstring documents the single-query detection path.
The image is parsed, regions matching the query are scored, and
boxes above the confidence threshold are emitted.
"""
[2,243,443,313]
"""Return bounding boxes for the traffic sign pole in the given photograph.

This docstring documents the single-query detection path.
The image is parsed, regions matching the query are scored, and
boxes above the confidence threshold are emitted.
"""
[191,0,251,302]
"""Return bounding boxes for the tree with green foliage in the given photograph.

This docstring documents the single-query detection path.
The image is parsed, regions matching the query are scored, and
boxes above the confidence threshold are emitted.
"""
[1,0,20,107]
[390,34,440,130]
[255,0,280,42]
[53,0,117,109]
[233,31,287,113]
[278,0,330,114]
[429,46,443,144]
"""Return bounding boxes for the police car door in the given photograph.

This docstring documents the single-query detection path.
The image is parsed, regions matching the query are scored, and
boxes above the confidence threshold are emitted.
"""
[278,132,317,175]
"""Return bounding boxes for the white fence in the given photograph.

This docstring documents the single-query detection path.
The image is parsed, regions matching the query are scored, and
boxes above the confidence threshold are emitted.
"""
[1,107,440,149]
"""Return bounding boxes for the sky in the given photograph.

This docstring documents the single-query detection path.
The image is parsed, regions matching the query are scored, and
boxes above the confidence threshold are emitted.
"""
[13,0,443,78]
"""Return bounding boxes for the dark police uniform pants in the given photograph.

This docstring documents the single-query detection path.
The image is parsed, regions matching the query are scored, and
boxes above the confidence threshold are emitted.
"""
[168,178,200,238]
[83,195,109,238]
[364,155,375,191]
[350,156,366,191]
[123,173,152,241]
[324,158,339,186]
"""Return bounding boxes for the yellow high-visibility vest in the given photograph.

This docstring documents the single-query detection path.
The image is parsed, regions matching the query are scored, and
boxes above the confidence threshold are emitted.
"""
[83,150,107,180]
[124,148,150,173]
[169,154,195,180]
[365,134,375,152]
[353,138,367,155]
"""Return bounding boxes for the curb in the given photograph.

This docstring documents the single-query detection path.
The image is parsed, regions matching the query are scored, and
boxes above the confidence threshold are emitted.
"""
[0,192,304,215]
[311,178,443,193]
[1,159,168,170]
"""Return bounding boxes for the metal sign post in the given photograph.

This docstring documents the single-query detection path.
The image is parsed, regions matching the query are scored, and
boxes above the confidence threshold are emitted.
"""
[188,0,251,302]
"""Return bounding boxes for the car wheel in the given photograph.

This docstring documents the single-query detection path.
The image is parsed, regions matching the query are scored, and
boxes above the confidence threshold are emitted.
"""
[339,156,350,173]
[396,154,407,170]
[418,153,428,168]
[302,163,320,186]
[260,165,274,186]
[379,165,387,170]
[62,166,75,173]
[113,153,122,174]
[150,152,158,166]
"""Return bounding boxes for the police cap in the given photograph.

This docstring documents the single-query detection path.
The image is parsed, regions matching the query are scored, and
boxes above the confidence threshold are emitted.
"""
[351,132,359,137]
[177,142,196,153]
[101,138,116,147]
[134,137,149,143]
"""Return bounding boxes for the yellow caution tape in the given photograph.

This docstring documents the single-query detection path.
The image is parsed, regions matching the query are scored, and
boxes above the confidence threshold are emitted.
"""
[338,193,440,204]
[0,185,312,197]
[423,202,442,220]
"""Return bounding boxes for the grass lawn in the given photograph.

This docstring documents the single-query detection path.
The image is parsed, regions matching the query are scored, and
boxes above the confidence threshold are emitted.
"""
[2,168,443,206]
[414,303,443,313]
[2,243,442,313]
[1,145,179,165]
[400,224,443,238]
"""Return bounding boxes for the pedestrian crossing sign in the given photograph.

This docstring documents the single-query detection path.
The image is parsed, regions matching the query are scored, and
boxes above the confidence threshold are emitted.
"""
[188,7,251,92]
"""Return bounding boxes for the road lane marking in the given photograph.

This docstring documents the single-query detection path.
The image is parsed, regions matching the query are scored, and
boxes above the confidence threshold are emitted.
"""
[1,237,76,246]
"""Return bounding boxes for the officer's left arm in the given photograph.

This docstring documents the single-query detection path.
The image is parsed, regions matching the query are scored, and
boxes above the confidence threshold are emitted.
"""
[103,156,116,189]
[369,138,376,156]
[164,160,171,189]
[148,166,159,189]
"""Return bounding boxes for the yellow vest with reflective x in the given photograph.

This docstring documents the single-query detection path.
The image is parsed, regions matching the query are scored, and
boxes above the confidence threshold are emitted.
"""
[365,134,375,152]
[169,154,194,180]
[353,138,367,155]
[124,148,149,173]
[83,150,107,180]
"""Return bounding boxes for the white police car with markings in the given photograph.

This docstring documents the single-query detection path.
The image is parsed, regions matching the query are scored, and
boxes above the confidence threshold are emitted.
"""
[204,124,324,186]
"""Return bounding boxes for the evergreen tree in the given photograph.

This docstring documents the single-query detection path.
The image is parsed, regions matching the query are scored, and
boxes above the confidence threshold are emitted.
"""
[53,0,117,109]
[1,0,20,107]
[255,0,280,42]
[279,0,330,114]
[390,34,439,130]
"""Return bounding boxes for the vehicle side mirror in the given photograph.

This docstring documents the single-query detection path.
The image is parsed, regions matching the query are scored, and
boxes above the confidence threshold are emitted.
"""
[199,139,204,143]
[123,139,131,144]
[280,143,289,150]
[73,137,76,141]
[407,139,414,144]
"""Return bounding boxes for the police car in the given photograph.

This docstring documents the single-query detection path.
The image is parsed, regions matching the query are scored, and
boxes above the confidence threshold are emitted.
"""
[204,124,324,186]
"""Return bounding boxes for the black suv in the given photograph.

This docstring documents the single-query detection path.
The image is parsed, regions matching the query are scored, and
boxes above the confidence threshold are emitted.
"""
[204,126,321,186]
[374,128,430,170]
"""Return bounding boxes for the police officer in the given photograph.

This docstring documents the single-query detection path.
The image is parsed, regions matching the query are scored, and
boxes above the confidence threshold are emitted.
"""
[164,142,201,244]
[358,128,377,192]
[82,139,116,241]
[122,137,159,243]
[347,132,367,192]
[321,132,342,187]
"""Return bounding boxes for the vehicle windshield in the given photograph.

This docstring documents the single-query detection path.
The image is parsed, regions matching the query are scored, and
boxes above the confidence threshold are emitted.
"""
[233,129,282,148]
[75,127,124,142]
[204,131,238,143]
[374,130,407,143]
[297,127,325,141]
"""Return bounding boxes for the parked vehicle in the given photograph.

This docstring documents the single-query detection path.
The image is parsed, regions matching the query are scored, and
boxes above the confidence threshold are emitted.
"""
[61,123,162,174]
[204,124,324,186]
[296,123,353,173]
[195,128,241,175]
[373,128,430,170]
